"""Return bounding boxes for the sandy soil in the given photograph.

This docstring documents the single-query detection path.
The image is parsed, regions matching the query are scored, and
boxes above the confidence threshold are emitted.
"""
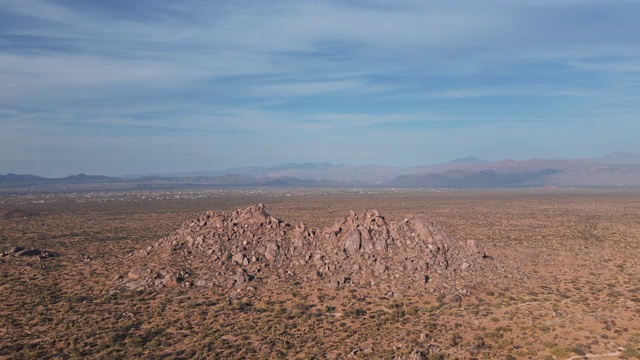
[1,188,639,359]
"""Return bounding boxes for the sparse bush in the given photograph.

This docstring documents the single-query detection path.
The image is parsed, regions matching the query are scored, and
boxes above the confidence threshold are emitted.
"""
[449,332,462,347]
[549,346,569,358]
[622,345,640,359]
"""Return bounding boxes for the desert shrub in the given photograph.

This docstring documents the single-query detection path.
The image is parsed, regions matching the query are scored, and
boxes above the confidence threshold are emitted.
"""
[469,334,486,350]
[323,305,336,312]
[538,324,551,332]
[389,300,403,309]
[514,348,536,357]
[449,332,462,347]
[352,308,367,317]
[230,299,253,312]
[571,345,586,356]
[390,308,405,320]
[408,306,421,316]
[484,330,503,341]
[622,345,640,359]
[292,302,311,312]
[124,335,143,348]
[107,332,127,346]
[549,346,569,358]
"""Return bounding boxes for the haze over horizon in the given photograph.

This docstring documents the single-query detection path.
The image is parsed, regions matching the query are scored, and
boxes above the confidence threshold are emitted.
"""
[2,0,640,177]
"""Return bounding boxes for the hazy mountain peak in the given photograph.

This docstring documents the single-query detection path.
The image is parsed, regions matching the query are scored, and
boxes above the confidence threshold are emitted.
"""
[445,157,490,165]
[269,162,334,171]
[591,152,640,164]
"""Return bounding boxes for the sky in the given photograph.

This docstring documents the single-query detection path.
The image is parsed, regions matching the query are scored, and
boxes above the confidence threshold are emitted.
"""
[1,0,640,177]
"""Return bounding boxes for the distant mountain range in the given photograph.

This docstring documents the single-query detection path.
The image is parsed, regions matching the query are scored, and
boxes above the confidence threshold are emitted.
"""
[143,162,406,184]
[2,152,640,190]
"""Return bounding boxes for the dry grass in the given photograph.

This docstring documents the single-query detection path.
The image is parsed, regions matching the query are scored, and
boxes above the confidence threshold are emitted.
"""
[1,188,640,358]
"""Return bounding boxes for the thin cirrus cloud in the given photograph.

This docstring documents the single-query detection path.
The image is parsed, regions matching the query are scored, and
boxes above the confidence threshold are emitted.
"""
[1,0,639,176]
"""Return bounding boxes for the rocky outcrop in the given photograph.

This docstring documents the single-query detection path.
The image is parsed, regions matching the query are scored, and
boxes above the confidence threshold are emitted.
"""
[116,204,498,295]
[0,246,57,259]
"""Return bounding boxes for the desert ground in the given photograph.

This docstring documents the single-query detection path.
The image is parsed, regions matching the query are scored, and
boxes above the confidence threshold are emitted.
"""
[1,188,639,359]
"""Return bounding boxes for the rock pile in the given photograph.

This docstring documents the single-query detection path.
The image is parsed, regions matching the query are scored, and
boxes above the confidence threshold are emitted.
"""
[117,204,499,295]
[0,246,57,260]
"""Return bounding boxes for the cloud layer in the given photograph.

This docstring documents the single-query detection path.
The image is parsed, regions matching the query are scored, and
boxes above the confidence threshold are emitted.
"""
[1,0,639,176]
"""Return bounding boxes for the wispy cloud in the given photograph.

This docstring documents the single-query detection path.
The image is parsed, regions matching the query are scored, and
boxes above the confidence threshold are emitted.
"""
[421,86,593,99]
[567,59,640,73]
[251,80,366,97]
[1,0,639,176]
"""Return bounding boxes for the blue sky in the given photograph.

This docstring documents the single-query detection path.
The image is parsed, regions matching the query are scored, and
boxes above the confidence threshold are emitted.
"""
[1,0,639,176]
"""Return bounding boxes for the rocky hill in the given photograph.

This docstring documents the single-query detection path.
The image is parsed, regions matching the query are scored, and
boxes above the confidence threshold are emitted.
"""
[116,205,501,296]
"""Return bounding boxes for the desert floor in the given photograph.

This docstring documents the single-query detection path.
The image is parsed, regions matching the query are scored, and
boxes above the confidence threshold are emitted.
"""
[1,188,639,359]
